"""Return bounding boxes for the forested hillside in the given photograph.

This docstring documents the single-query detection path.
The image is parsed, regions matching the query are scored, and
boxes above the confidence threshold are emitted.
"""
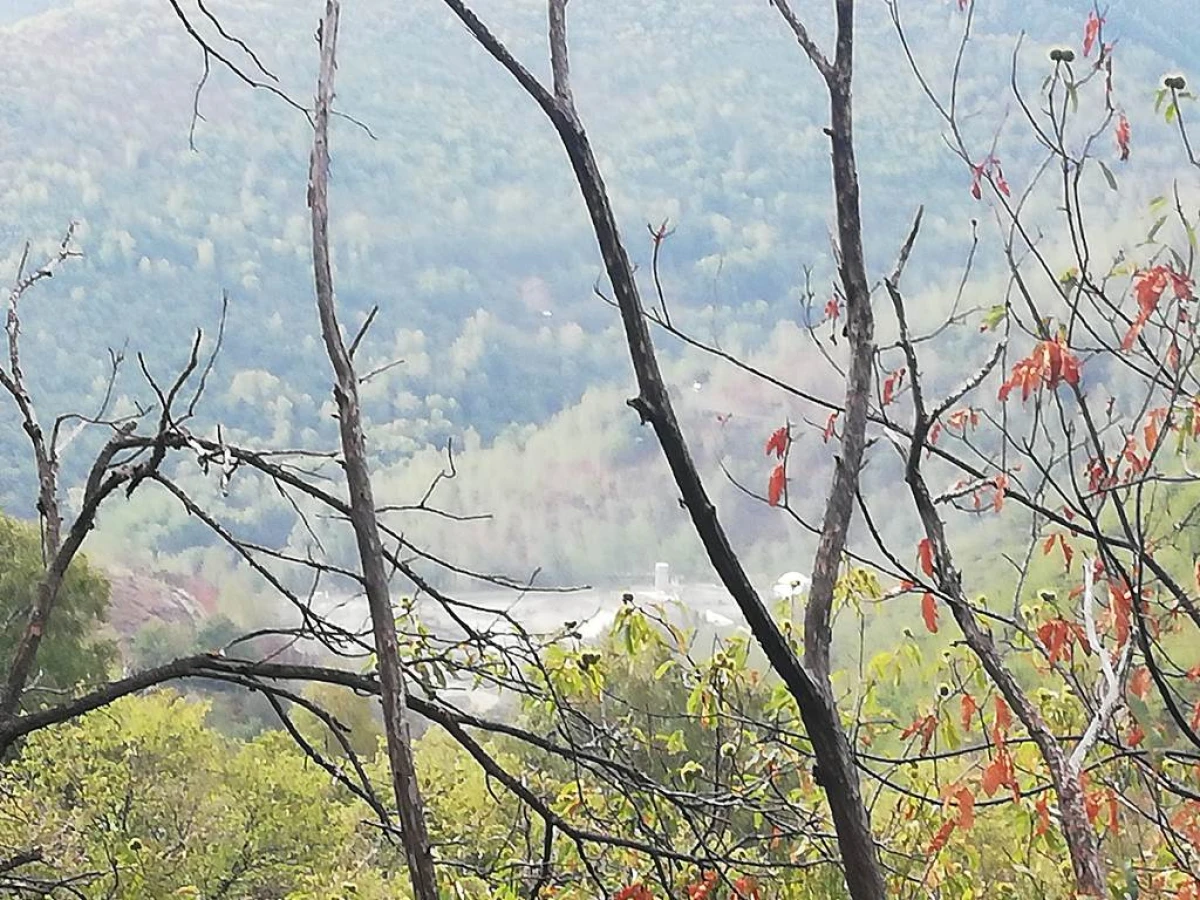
[2,0,1196,582]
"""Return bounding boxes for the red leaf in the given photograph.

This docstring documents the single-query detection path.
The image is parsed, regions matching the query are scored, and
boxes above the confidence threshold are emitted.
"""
[1124,266,1193,350]
[1130,666,1151,699]
[1060,538,1074,571]
[764,426,789,459]
[1171,269,1195,300]
[882,366,906,406]
[970,163,985,200]
[1128,723,1145,747]
[823,411,839,443]
[919,716,936,751]
[981,755,1005,797]
[1115,112,1131,161]
[953,786,976,830]
[948,407,978,431]
[1084,783,1103,824]
[1122,318,1147,351]
[1083,11,1103,57]
[1145,412,1162,452]
[1110,578,1133,646]
[970,156,1013,200]
[1038,619,1071,664]
[992,473,1008,512]
[824,297,841,321]
[922,593,940,634]
[767,464,786,507]
[926,818,956,855]
[686,871,718,900]
[982,746,1016,799]
[902,714,939,752]
[1034,795,1051,836]
[995,162,1011,197]
[917,538,935,577]
[960,693,978,730]
[1000,336,1082,402]
[995,697,1012,733]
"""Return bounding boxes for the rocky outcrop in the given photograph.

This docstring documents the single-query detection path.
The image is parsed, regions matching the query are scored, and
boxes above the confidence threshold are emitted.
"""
[103,569,220,646]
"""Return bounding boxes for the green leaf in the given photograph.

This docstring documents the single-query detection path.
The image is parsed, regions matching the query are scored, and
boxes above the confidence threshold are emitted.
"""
[686,680,706,717]
[940,715,962,751]
[664,729,686,753]
[980,304,1008,331]
[1097,160,1117,191]
[1147,215,1168,243]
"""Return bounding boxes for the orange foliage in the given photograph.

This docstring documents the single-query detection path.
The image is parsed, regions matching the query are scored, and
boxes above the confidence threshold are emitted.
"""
[999,335,1081,402]
[960,694,978,730]
[767,464,786,507]
[922,593,940,634]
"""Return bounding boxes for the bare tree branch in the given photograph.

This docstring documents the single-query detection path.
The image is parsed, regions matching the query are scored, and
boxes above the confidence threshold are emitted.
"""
[306,3,437,895]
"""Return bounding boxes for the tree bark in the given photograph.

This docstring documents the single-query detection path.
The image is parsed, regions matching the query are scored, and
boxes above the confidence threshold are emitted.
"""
[307,4,437,896]
[908,474,1107,894]
[891,339,1107,894]
[434,2,887,895]
[554,118,886,900]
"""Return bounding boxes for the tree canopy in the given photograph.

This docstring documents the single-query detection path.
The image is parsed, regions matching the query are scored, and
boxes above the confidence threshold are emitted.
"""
[0,512,115,707]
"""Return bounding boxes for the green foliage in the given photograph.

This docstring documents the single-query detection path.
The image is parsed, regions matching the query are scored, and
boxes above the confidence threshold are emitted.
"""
[294,681,384,761]
[0,691,404,899]
[0,511,115,705]
[503,575,1200,898]
[129,615,302,739]
[407,728,536,898]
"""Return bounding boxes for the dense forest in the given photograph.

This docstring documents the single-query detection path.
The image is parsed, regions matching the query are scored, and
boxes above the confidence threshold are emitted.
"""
[0,0,1196,583]
[2,0,1200,897]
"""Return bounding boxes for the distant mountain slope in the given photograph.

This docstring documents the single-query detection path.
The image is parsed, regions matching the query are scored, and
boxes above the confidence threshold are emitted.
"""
[104,567,219,646]
[1,0,1193,564]
[0,0,64,25]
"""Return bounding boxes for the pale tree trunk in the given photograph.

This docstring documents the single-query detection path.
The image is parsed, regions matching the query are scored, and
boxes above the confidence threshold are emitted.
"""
[895,349,1107,894]
[307,4,437,896]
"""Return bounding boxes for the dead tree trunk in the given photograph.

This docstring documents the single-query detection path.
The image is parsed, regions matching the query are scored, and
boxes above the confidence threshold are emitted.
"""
[886,269,1108,894]
[307,4,437,896]
[440,1,887,896]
